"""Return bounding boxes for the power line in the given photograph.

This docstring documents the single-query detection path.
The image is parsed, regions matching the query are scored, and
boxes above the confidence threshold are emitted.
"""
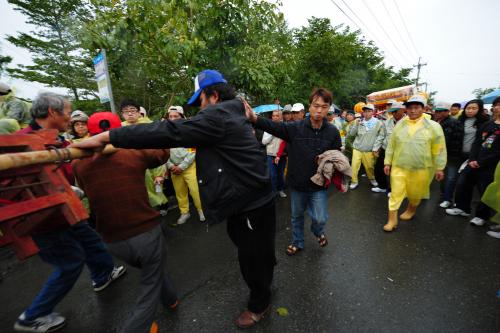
[379,0,418,60]
[338,0,403,65]
[359,0,414,65]
[328,0,404,68]
[392,0,420,57]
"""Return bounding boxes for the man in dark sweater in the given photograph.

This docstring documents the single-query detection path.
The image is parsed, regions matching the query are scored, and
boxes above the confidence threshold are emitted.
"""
[72,112,177,333]
[244,88,342,255]
[71,70,275,329]
[434,102,464,208]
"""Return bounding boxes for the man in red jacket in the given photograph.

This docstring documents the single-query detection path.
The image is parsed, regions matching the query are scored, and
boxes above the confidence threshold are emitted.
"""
[14,93,125,333]
[72,112,178,333]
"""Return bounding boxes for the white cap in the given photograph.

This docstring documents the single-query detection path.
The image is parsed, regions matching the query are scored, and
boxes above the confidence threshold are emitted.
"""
[139,106,147,117]
[404,95,427,107]
[168,105,184,114]
[386,99,397,105]
[388,102,405,112]
[433,102,451,111]
[362,103,375,111]
[0,82,11,95]
[70,110,89,122]
[291,103,305,112]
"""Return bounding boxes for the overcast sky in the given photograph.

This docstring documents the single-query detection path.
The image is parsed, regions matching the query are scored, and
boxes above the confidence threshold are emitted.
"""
[1,0,499,104]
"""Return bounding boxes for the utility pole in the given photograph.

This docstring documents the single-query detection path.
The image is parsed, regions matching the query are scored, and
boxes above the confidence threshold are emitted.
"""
[413,57,427,90]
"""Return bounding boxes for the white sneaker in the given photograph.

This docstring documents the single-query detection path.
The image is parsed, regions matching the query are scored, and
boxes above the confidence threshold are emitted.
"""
[177,213,191,225]
[93,265,127,291]
[470,217,486,226]
[198,211,206,222]
[371,187,386,193]
[278,191,287,198]
[349,183,359,190]
[486,231,500,239]
[14,312,66,332]
[370,180,378,187]
[445,208,470,217]
[439,201,452,208]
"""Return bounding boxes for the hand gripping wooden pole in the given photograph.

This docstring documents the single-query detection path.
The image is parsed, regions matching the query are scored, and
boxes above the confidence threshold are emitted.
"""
[0,144,118,171]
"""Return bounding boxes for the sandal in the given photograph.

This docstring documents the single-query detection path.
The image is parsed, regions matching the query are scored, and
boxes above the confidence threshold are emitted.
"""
[286,244,302,256]
[235,305,271,328]
[318,235,328,247]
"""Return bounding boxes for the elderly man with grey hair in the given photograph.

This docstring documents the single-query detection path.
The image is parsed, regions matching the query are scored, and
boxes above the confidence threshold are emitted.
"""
[13,92,126,333]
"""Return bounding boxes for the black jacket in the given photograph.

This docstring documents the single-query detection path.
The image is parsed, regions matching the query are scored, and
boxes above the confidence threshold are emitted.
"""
[439,116,463,159]
[255,116,342,192]
[469,120,500,170]
[109,99,273,224]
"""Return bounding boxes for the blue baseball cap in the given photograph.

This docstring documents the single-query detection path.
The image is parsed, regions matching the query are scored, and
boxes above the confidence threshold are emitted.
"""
[187,69,228,106]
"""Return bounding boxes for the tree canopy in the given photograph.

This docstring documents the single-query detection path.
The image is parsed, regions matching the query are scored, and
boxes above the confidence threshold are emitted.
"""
[5,0,414,116]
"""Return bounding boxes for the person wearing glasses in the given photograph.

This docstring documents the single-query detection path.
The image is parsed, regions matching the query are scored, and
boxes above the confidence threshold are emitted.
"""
[120,100,169,214]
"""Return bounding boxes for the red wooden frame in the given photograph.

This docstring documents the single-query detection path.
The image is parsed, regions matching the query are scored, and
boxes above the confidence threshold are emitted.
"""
[0,130,89,259]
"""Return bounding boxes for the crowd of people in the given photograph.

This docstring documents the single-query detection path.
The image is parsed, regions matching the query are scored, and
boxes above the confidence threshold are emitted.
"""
[1,71,499,333]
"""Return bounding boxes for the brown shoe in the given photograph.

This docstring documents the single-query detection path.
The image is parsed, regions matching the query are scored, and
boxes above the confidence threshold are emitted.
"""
[235,305,271,329]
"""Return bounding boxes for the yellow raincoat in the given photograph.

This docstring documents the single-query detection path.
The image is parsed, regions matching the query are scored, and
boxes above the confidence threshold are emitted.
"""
[385,115,447,210]
[122,118,168,208]
[482,162,500,223]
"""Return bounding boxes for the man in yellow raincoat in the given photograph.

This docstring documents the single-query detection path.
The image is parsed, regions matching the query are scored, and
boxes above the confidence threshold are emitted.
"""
[383,95,447,232]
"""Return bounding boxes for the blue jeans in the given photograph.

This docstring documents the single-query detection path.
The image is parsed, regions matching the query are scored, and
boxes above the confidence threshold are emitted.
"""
[267,156,286,192]
[290,189,329,249]
[440,158,460,202]
[24,222,114,320]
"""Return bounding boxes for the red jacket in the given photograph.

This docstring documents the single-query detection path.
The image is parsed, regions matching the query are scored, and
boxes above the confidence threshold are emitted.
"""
[16,121,75,234]
[17,122,74,184]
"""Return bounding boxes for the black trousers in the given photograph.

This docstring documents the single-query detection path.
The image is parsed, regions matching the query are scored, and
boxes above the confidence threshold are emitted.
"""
[226,200,277,313]
[374,148,390,191]
[455,165,495,219]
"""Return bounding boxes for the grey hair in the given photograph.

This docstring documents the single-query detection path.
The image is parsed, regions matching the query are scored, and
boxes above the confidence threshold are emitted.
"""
[30,92,68,119]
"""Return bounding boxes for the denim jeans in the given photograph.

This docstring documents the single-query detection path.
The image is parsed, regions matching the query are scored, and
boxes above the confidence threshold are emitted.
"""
[290,189,329,249]
[24,222,114,320]
[267,156,286,192]
[440,158,460,202]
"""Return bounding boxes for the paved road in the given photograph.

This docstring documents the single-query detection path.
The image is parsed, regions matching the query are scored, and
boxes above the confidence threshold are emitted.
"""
[1,180,500,333]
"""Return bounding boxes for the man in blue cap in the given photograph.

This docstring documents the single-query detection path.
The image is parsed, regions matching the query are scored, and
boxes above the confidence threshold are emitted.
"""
[72,69,276,329]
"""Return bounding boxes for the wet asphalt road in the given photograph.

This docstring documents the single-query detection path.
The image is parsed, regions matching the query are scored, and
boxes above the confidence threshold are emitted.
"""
[1,179,500,333]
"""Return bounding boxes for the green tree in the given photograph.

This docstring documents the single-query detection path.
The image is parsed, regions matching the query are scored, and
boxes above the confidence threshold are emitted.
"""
[0,53,12,79]
[82,0,292,116]
[472,86,500,99]
[285,17,412,108]
[6,0,96,100]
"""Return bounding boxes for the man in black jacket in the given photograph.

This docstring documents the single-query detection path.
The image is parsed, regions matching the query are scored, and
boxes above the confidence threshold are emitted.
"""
[434,102,464,208]
[244,88,342,256]
[72,70,276,329]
